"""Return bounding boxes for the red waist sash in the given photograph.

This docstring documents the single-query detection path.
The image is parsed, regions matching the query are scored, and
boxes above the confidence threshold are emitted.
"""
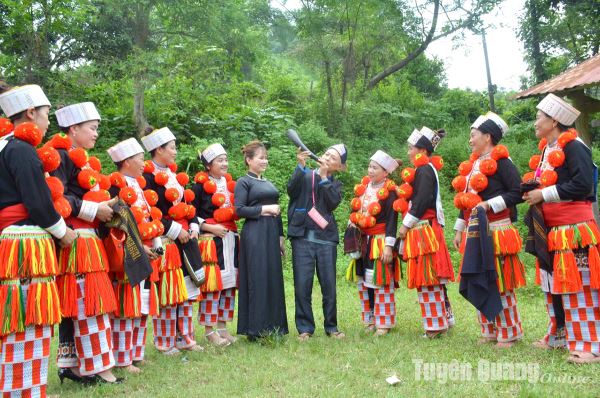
[361,223,386,236]
[0,204,29,233]
[67,216,99,230]
[463,208,509,223]
[204,218,238,233]
[542,201,594,227]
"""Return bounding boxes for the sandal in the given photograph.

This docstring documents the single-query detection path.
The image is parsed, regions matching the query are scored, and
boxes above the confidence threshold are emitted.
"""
[217,329,238,344]
[297,332,312,342]
[206,331,230,347]
[158,347,181,356]
[364,325,375,333]
[477,336,497,344]
[327,331,345,339]
[422,330,446,339]
[374,328,389,337]
[567,351,600,364]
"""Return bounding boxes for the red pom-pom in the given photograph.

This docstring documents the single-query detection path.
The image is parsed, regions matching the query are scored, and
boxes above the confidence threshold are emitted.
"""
[491,144,509,160]
[136,176,146,189]
[143,160,155,174]
[367,202,381,216]
[224,173,233,182]
[452,175,467,193]
[227,180,236,193]
[393,198,408,213]
[540,170,558,187]
[430,155,444,170]
[119,187,138,205]
[557,129,577,149]
[49,133,71,150]
[385,180,396,192]
[186,205,196,219]
[350,197,362,211]
[130,206,145,223]
[479,159,498,176]
[53,196,72,218]
[413,153,429,167]
[458,161,473,176]
[401,167,415,183]
[522,171,535,182]
[165,187,180,202]
[376,187,389,201]
[98,174,111,190]
[349,212,362,225]
[469,173,488,192]
[214,207,234,223]
[109,172,126,188]
[138,222,154,240]
[358,215,376,229]
[69,148,89,168]
[0,118,14,137]
[150,207,163,221]
[77,169,99,190]
[168,163,178,172]
[45,176,64,200]
[144,190,158,206]
[396,183,413,199]
[354,184,367,197]
[361,176,370,185]
[454,193,466,210]
[14,122,42,147]
[155,220,165,236]
[82,189,110,203]
[538,138,547,152]
[548,150,566,168]
[194,172,209,184]
[155,171,169,186]
[176,172,189,186]
[469,153,479,162]
[464,192,482,210]
[88,156,102,172]
[184,189,195,203]
[168,202,188,220]
[529,155,541,171]
[212,192,227,207]
[203,180,217,194]
[37,145,61,172]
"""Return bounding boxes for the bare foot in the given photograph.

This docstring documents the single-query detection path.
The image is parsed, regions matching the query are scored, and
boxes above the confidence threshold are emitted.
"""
[123,364,141,374]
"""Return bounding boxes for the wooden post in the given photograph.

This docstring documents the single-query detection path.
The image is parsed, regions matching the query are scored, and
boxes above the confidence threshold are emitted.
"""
[568,90,600,145]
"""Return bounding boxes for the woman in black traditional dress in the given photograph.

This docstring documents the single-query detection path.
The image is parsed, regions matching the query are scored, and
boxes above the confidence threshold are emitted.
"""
[235,140,288,339]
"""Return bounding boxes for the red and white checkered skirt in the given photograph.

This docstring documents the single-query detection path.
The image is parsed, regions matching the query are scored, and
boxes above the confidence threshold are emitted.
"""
[176,301,196,350]
[153,306,177,351]
[373,282,396,329]
[357,278,373,326]
[477,289,523,343]
[563,268,600,354]
[417,284,448,331]
[132,316,147,362]
[0,325,51,398]
[111,317,134,367]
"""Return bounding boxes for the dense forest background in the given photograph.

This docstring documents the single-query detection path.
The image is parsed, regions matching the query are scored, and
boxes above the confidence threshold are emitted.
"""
[1,0,599,232]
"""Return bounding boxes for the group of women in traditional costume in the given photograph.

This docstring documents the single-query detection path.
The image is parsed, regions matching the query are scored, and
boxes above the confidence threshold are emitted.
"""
[0,81,598,397]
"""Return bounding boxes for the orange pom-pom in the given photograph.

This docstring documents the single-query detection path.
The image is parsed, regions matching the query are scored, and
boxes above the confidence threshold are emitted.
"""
[430,155,444,170]
[155,220,165,236]
[361,176,370,185]
[88,156,102,172]
[452,175,467,193]
[413,153,429,167]
[136,176,146,189]
[144,190,158,206]
[212,192,227,207]
[98,174,110,190]
[393,198,408,213]
[203,180,217,194]
[458,161,473,176]
[45,176,64,200]
[109,172,126,188]
[396,183,413,199]
[68,147,88,168]
[176,172,189,186]
[77,169,99,190]
[184,189,195,203]
[401,167,415,183]
[48,133,71,150]
[367,202,381,216]
[186,205,196,219]
[168,163,178,172]
[491,144,509,160]
[354,184,367,197]
[349,212,362,225]
[464,192,482,210]
[165,187,180,202]
[37,145,61,172]
[119,187,138,205]
[469,173,488,192]
[143,160,155,174]
[14,122,42,147]
[358,215,377,229]
[224,173,233,182]
[538,138,547,151]
[138,222,154,240]
[557,129,577,148]
[454,192,466,210]
[214,207,234,223]
[376,187,389,201]
[194,172,209,184]
[469,153,479,162]
[168,202,188,220]
[0,118,14,137]
[53,196,72,218]
[540,170,558,187]
[522,171,535,182]
[529,155,541,171]
[227,180,236,193]
[547,150,566,168]
[82,189,110,203]
[150,207,162,221]
[385,179,396,192]
[155,171,169,186]
[479,159,498,176]
[350,197,362,211]
[130,206,145,223]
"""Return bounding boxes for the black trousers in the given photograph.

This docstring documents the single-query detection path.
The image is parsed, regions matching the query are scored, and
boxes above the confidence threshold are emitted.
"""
[291,238,339,334]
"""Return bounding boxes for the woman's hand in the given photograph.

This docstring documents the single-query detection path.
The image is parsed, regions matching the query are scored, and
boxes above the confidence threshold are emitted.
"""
[144,245,158,260]
[190,230,199,240]
[453,230,463,251]
[523,189,544,205]
[381,245,393,265]
[178,229,190,244]
[296,148,311,169]
[205,223,228,238]
[475,201,490,211]
[96,197,117,222]
[279,236,286,257]
[261,204,281,217]
[397,225,408,240]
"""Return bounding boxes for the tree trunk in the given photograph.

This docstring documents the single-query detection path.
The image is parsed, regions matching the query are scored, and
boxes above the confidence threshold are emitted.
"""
[526,0,546,84]
[133,2,151,138]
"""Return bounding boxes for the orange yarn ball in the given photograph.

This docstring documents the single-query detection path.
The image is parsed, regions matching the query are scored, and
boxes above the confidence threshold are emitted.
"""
[143,160,155,174]
[69,147,89,168]
[49,133,71,150]
[538,138,547,151]
[130,206,145,223]
[557,129,577,149]
[491,144,509,160]
[184,189,195,203]
[176,172,190,186]
[53,196,72,218]
[136,176,147,189]
[358,215,376,229]
[45,176,64,200]
[349,212,362,225]
[469,153,479,162]
[393,198,408,213]
[98,174,111,190]
[458,161,473,176]
[522,171,535,183]
[119,187,138,205]
[77,169,99,190]
[165,187,180,202]
[37,145,61,173]
[529,155,541,171]
[469,173,488,192]
[214,207,234,223]
[203,180,217,194]
[430,155,444,170]
[376,187,389,201]
[0,118,14,137]
[194,172,209,184]
[82,189,110,203]
[109,172,126,188]
[88,156,102,172]
[144,189,159,206]
[224,173,233,182]
[479,159,498,176]
[155,172,169,186]
[186,205,196,219]
[361,176,371,185]
[413,153,429,167]
[547,150,566,168]
[168,202,188,220]
[396,183,413,199]
[150,207,162,221]
[400,167,415,183]
[168,163,178,172]
[384,180,396,192]
[350,197,362,211]
[227,180,237,193]
[452,176,467,193]
[540,170,558,187]
[154,220,165,236]
[212,192,227,207]
[354,184,367,197]
[14,122,42,147]
[367,202,381,216]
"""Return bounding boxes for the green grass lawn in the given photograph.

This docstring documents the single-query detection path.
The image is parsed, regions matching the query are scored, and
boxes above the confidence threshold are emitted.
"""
[47,251,599,398]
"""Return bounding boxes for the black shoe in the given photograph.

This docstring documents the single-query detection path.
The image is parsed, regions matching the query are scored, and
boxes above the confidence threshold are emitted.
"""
[58,368,84,384]
[86,374,125,385]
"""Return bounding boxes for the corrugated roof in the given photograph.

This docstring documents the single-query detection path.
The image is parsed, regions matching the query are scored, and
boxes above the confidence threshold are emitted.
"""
[515,53,600,99]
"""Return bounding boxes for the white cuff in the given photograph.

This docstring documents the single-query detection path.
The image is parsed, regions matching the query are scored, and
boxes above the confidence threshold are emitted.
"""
[152,237,162,250]
[78,200,98,222]
[453,218,466,232]
[189,222,200,234]
[196,216,206,230]
[385,236,397,247]
[402,213,419,229]
[166,221,183,240]
[45,218,67,239]
[542,185,561,203]
[487,195,507,213]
